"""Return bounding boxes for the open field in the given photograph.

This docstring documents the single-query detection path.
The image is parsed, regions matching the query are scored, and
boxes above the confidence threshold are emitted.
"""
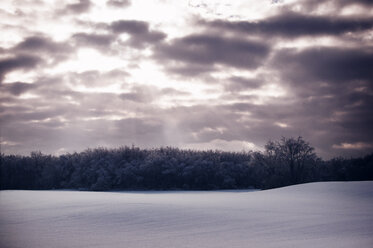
[1,181,372,248]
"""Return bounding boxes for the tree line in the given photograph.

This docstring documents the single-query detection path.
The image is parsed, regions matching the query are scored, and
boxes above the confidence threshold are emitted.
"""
[1,137,372,190]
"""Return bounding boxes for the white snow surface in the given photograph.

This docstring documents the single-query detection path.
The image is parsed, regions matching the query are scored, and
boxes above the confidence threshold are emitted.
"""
[1,181,373,248]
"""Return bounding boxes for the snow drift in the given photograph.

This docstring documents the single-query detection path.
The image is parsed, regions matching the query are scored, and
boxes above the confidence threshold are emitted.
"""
[1,181,372,248]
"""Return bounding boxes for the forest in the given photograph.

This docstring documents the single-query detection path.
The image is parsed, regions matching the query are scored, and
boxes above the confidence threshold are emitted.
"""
[1,137,372,190]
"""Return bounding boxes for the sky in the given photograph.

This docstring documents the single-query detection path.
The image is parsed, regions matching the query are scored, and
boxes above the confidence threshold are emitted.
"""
[0,0,372,159]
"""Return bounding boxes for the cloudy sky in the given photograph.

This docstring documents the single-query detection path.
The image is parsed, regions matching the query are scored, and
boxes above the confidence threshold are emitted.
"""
[0,0,372,158]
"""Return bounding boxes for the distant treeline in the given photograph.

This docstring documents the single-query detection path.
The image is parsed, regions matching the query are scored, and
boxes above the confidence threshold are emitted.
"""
[1,137,373,190]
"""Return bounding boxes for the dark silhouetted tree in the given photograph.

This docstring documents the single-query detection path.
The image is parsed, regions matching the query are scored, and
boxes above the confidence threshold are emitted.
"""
[265,136,318,185]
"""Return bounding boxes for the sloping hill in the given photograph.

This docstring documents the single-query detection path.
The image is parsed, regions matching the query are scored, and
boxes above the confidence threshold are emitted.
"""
[1,181,372,248]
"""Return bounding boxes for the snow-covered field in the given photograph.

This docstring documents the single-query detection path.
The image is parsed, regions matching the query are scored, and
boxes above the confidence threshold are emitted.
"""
[1,181,372,248]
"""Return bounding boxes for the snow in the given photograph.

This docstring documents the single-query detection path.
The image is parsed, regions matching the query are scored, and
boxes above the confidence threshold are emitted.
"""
[1,181,373,248]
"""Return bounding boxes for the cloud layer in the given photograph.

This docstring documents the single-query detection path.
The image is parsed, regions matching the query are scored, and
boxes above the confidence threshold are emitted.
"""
[0,0,372,159]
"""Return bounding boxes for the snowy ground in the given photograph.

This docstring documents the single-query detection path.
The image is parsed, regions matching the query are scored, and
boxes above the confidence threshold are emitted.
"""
[1,181,372,248]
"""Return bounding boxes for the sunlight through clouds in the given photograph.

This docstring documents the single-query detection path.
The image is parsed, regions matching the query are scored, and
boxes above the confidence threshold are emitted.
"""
[0,0,372,158]
[53,48,125,73]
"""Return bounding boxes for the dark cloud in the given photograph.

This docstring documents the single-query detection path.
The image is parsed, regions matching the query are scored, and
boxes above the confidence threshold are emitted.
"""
[107,0,131,8]
[272,47,373,84]
[0,55,41,82]
[1,113,167,155]
[14,36,71,53]
[63,0,92,14]
[156,81,372,158]
[114,118,163,137]
[266,46,373,157]
[155,34,270,76]
[10,36,73,65]
[72,32,116,47]
[1,119,89,155]
[338,0,373,6]
[300,95,373,157]
[128,31,166,48]
[0,102,68,128]
[216,96,372,158]
[110,20,166,48]
[111,20,149,34]
[119,90,151,103]
[166,64,214,77]
[201,12,373,38]
[225,77,263,92]
[0,82,35,96]
[297,0,373,12]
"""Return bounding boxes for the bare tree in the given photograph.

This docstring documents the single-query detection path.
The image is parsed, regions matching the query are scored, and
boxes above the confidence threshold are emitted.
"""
[265,136,317,184]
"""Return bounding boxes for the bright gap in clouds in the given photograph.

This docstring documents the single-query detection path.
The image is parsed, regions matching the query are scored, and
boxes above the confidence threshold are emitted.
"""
[184,139,259,152]
[18,93,39,100]
[3,71,37,84]
[53,48,124,73]
[71,83,123,94]
[188,0,287,20]
[248,84,287,103]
